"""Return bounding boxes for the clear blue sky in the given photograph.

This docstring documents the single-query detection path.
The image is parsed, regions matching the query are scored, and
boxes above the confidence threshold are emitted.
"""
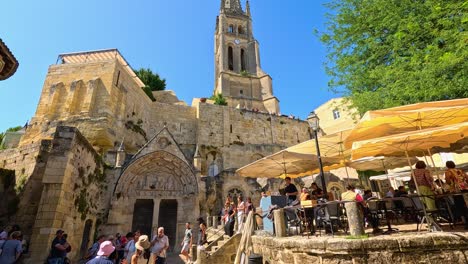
[0,0,338,132]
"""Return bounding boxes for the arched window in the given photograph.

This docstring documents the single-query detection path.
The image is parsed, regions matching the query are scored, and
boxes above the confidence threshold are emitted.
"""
[228,46,234,71]
[208,163,219,177]
[238,26,244,35]
[240,49,246,71]
[228,25,234,33]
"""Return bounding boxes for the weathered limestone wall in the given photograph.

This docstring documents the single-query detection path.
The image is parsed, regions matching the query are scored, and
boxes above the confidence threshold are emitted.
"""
[20,59,154,153]
[27,126,107,263]
[196,102,310,173]
[252,233,468,264]
[147,101,198,157]
[0,141,51,236]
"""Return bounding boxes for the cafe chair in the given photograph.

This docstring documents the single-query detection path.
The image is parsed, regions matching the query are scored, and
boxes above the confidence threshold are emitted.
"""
[284,205,302,236]
[316,201,346,237]
[299,200,317,238]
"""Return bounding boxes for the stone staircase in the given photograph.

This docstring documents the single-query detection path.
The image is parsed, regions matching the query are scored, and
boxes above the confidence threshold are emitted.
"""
[197,226,241,264]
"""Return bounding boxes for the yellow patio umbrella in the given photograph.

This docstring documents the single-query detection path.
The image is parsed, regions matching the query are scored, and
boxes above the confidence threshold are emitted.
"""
[288,129,352,159]
[351,121,468,232]
[236,150,341,179]
[351,122,468,160]
[347,156,418,171]
[237,128,416,179]
[290,129,415,173]
[345,98,468,149]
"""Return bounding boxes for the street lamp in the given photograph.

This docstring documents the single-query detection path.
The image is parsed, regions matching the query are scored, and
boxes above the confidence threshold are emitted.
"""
[306,111,327,199]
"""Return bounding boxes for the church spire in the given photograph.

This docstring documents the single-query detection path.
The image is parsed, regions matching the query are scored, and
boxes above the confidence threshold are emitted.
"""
[220,0,244,15]
[246,0,251,16]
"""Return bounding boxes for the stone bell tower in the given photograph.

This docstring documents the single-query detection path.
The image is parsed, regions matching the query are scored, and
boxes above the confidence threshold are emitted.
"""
[214,0,280,114]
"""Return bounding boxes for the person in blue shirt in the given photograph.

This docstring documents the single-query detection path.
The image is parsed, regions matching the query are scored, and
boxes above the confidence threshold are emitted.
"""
[48,230,68,264]
[0,231,23,264]
[86,240,115,264]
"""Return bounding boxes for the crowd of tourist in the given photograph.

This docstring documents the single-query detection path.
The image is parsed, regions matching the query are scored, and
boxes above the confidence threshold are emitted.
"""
[35,222,196,264]
[220,194,255,237]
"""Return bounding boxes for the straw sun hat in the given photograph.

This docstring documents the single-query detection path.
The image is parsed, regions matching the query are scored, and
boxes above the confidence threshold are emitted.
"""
[135,235,151,251]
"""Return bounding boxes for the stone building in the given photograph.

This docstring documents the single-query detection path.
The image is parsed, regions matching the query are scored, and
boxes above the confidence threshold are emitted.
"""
[0,1,312,262]
[314,97,359,136]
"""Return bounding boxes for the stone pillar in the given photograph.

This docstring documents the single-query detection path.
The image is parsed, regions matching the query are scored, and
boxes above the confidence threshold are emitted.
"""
[212,216,218,229]
[196,246,207,264]
[206,214,212,227]
[273,209,286,237]
[344,202,365,236]
[192,244,198,262]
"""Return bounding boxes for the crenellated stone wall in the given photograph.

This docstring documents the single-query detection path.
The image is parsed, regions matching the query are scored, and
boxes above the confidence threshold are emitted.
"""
[19,59,154,153]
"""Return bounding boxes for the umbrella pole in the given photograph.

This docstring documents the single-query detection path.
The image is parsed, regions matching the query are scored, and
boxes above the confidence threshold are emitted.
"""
[344,165,351,184]
[381,159,392,189]
[426,148,442,182]
[405,151,441,232]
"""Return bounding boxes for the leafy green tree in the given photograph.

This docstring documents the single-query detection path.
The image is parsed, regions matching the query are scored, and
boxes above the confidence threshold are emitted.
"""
[320,0,467,114]
[135,68,166,101]
[210,93,228,106]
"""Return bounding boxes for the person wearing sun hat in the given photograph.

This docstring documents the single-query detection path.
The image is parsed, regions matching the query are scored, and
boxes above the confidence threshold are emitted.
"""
[131,235,150,264]
[85,240,115,264]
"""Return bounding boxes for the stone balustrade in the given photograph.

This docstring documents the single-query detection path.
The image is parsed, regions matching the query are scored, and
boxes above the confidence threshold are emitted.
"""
[252,232,468,264]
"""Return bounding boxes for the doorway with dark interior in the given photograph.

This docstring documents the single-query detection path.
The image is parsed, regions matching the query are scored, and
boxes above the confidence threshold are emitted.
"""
[132,199,154,237]
[158,199,178,252]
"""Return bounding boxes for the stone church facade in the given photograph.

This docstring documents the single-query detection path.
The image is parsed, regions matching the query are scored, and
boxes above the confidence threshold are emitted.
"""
[0,1,312,262]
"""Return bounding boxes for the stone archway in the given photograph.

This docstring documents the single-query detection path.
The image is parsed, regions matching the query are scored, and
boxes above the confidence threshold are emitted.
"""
[107,150,199,251]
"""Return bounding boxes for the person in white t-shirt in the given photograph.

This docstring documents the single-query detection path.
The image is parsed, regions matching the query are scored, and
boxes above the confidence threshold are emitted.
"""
[150,227,169,264]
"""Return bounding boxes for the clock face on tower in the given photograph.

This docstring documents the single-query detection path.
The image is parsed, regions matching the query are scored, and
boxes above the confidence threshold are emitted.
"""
[234,39,240,45]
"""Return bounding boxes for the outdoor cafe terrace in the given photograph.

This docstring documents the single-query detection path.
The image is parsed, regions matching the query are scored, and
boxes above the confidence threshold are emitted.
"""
[229,98,468,263]
[202,192,468,264]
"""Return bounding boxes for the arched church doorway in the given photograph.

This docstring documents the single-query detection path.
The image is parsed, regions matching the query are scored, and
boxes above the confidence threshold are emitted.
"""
[79,219,93,258]
[158,199,178,251]
[109,149,199,252]
[132,199,154,236]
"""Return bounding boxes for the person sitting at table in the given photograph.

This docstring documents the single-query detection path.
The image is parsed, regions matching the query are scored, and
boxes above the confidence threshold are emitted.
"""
[300,188,311,201]
[413,161,436,211]
[362,190,373,200]
[283,177,298,205]
[311,183,323,199]
[394,186,408,197]
[385,187,395,198]
[444,161,468,229]
[445,161,468,192]
[341,185,363,202]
